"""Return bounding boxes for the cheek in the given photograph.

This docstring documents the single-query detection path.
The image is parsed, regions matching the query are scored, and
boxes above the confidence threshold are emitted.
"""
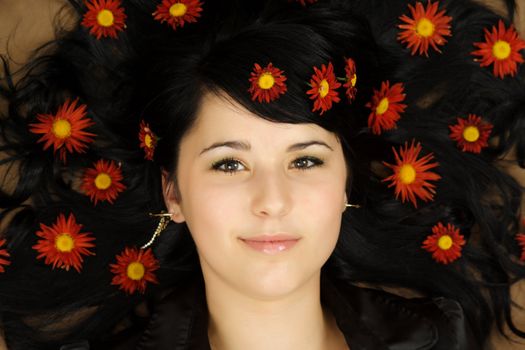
[297,176,346,249]
[180,181,246,249]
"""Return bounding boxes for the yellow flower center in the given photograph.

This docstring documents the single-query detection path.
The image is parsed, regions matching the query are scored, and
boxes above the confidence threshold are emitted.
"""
[169,3,187,17]
[462,126,480,142]
[258,73,275,90]
[416,18,435,38]
[127,262,145,281]
[376,97,389,115]
[318,80,330,98]
[351,74,357,87]
[97,9,115,27]
[145,134,153,148]
[52,119,72,139]
[55,233,75,252]
[399,164,416,184]
[94,173,112,190]
[438,235,453,250]
[492,40,511,60]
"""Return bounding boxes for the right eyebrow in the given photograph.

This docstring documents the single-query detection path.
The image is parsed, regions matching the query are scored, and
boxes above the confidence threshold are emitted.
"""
[199,141,251,155]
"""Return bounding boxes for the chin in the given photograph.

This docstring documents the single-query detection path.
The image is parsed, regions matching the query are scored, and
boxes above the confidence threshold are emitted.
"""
[238,267,320,300]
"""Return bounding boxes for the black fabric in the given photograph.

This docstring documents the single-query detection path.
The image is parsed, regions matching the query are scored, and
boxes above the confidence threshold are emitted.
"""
[59,340,90,350]
[130,274,481,350]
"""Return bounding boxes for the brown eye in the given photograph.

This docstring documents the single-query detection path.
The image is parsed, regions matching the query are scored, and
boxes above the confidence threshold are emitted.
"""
[212,158,246,174]
[290,156,324,170]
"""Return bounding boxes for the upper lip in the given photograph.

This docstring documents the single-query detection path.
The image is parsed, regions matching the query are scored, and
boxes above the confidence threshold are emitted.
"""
[240,234,301,242]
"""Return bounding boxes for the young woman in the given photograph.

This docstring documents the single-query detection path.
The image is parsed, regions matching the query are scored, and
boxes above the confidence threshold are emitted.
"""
[0,0,524,349]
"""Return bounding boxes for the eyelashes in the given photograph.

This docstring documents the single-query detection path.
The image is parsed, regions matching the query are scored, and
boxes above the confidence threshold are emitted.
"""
[211,156,325,174]
[211,157,246,174]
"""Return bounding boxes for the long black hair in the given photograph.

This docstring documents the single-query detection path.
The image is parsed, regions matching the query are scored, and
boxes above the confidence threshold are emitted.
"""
[0,0,524,348]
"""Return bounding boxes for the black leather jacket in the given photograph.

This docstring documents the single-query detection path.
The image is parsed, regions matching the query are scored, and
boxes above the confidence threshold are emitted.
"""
[125,275,481,350]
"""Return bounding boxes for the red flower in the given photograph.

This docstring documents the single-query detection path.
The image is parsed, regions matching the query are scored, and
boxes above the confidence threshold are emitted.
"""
[517,234,525,262]
[306,62,341,115]
[422,222,466,264]
[365,81,407,135]
[29,98,96,163]
[110,247,159,294]
[398,1,452,57]
[472,20,525,78]
[248,63,288,103]
[153,0,203,31]
[449,114,493,153]
[295,0,318,5]
[32,213,95,272]
[139,120,158,161]
[0,239,11,273]
[343,58,357,102]
[382,140,441,208]
[81,0,127,39]
[81,159,126,205]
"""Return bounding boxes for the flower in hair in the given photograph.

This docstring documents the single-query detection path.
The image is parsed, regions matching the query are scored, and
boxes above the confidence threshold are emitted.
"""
[29,98,96,163]
[398,1,452,57]
[366,81,407,135]
[81,159,126,205]
[139,120,158,161]
[110,247,159,294]
[248,63,288,103]
[153,0,203,31]
[295,0,318,5]
[343,58,357,102]
[306,62,341,115]
[517,234,525,262]
[81,0,127,39]
[0,239,11,273]
[382,140,441,208]
[32,213,95,272]
[422,222,466,264]
[472,20,525,78]
[449,114,493,153]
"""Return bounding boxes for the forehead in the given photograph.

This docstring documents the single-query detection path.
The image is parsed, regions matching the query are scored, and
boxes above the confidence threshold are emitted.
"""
[183,92,339,147]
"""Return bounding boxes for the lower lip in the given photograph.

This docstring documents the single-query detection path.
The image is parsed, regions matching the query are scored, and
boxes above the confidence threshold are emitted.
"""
[240,239,300,255]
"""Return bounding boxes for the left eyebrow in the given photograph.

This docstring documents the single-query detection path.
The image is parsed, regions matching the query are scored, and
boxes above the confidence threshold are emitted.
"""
[286,141,333,152]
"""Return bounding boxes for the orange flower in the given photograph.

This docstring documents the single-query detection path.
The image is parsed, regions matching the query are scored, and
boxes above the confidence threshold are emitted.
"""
[295,0,318,5]
[365,81,407,135]
[110,247,159,294]
[81,159,126,205]
[32,213,95,272]
[422,222,466,264]
[139,120,157,161]
[306,62,341,115]
[248,63,288,103]
[382,140,441,208]
[449,114,493,153]
[0,239,11,273]
[472,20,525,78]
[153,0,203,31]
[398,1,452,57]
[81,0,127,39]
[343,58,357,102]
[29,98,96,163]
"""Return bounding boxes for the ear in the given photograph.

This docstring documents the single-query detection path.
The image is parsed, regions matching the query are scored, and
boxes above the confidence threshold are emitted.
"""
[342,192,348,212]
[161,170,186,223]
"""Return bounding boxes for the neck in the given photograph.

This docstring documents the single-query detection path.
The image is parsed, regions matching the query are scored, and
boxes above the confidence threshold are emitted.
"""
[204,271,347,350]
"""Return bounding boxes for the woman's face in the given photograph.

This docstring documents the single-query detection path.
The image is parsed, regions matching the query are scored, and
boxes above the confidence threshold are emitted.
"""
[164,92,348,299]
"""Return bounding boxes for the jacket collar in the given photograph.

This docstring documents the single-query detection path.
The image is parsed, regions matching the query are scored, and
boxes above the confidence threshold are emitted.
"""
[137,274,441,350]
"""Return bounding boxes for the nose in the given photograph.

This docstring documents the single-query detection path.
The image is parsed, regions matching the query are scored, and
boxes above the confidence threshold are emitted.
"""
[250,169,292,218]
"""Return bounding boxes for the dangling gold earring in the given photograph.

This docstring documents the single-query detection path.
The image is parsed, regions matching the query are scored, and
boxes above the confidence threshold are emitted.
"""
[141,211,173,249]
[345,203,361,209]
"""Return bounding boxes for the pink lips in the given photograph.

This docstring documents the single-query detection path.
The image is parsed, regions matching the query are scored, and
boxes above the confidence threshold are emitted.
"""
[239,234,300,255]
